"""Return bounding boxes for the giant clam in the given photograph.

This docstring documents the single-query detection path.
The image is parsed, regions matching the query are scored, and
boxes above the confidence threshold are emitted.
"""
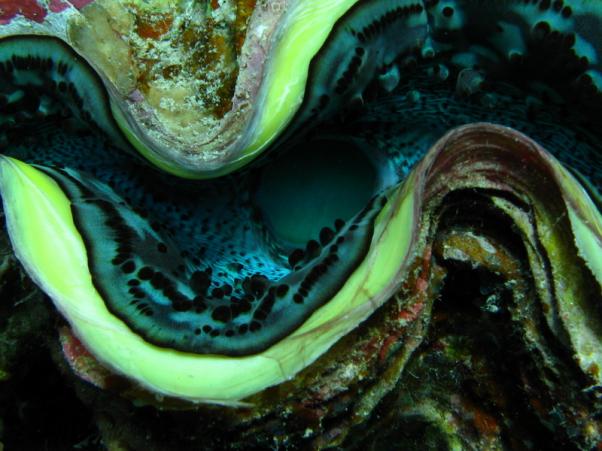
[0,0,601,449]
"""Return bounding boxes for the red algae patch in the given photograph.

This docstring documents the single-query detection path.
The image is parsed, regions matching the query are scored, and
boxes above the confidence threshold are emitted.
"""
[0,0,48,24]
[0,0,95,24]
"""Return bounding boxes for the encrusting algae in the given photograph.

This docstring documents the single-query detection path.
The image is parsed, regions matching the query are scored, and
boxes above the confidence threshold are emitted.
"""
[70,0,258,143]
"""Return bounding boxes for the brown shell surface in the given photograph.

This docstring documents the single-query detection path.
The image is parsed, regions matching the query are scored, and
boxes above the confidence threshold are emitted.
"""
[0,0,283,172]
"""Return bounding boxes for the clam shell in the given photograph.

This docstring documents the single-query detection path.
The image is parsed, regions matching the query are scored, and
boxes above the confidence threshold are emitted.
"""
[1,1,602,448]
[1,0,398,177]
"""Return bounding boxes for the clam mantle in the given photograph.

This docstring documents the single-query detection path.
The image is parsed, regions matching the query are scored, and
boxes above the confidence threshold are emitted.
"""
[0,0,602,449]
